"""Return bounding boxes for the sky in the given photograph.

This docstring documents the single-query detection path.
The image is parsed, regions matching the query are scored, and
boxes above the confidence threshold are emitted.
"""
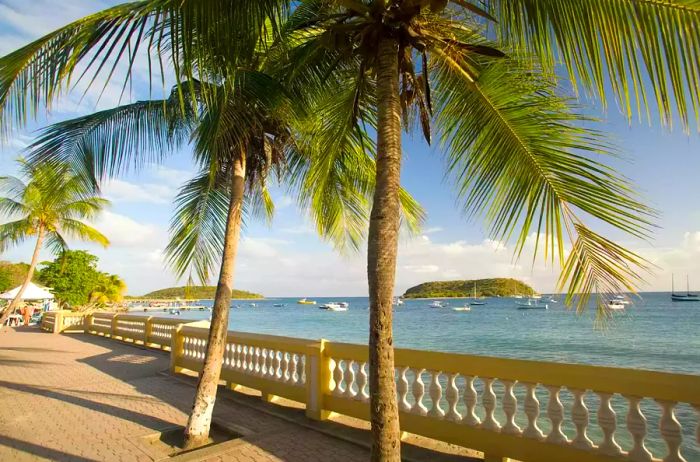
[1,0,699,296]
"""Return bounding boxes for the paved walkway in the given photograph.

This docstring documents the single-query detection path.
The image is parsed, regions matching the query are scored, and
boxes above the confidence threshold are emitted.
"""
[0,328,370,462]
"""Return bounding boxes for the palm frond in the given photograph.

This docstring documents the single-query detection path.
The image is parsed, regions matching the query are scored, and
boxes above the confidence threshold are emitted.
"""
[0,218,33,251]
[27,94,191,181]
[433,52,656,313]
[58,219,110,247]
[0,0,289,135]
[491,0,700,131]
[165,169,230,283]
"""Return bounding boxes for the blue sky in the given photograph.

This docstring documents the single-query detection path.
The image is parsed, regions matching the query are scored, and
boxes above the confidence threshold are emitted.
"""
[1,0,699,296]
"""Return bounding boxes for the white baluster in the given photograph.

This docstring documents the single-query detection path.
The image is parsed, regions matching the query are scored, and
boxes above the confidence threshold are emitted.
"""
[625,395,652,462]
[570,388,593,450]
[333,359,345,396]
[545,385,568,444]
[571,389,593,449]
[397,366,411,412]
[296,354,305,385]
[273,351,282,379]
[411,368,428,415]
[481,378,501,431]
[501,380,521,435]
[523,383,544,440]
[356,362,369,402]
[235,345,242,370]
[461,375,481,426]
[344,360,357,399]
[597,392,622,456]
[282,352,290,382]
[428,370,445,418]
[287,354,297,383]
[657,400,686,462]
[445,373,462,422]
[246,345,253,372]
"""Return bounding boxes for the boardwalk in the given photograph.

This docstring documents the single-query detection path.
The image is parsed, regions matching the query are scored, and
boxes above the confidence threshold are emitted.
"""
[0,327,472,462]
[0,328,373,461]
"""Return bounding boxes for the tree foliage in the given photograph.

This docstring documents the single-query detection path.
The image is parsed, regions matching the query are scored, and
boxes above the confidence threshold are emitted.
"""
[0,261,31,292]
[37,250,124,307]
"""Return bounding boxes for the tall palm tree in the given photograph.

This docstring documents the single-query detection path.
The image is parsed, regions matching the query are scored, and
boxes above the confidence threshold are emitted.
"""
[0,160,110,328]
[0,1,698,459]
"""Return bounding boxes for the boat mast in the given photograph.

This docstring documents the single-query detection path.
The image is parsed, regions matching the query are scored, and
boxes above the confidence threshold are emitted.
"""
[672,273,675,295]
[688,274,691,296]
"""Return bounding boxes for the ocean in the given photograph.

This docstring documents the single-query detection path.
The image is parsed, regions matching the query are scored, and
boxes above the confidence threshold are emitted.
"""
[135,292,700,459]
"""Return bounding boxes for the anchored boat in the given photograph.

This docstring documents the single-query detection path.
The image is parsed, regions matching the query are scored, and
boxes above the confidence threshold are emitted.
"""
[319,303,348,311]
[297,298,317,305]
[671,274,699,302]
[516,298,548,310]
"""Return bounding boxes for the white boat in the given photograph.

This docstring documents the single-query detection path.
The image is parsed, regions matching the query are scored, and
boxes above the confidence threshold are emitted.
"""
[516,298,548,310]
[429,301,444,308]
[319,303,348,312]
[613,295,631,305]
[393,297,404,306]
[249,303,257,307]
[273,303,285,307]
[607,301,626,311]
[452,306,471,312]
[470,284,486,305]
[168,309,181,315]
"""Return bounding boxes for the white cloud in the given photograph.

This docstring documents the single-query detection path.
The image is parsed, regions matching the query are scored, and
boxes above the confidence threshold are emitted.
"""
[92,211,166,247]
[422,226,443,235]
[102,179,176,204]
[403,264,440,274]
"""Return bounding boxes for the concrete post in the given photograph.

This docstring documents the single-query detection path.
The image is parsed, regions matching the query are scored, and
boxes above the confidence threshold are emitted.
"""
[169,324,185,374]
[305,339,330,421]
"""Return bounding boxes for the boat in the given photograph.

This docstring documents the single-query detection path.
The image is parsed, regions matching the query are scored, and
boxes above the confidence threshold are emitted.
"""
[613,295,631,305]
[168,309,181,315]
[273,303,286,307]
[249,303,257,307]
[671,274,700,302]
[516,298,548,310]
[429,301,444,308]
[469,283,486,305]
[513,294,524,299]
[607,301,626,311]
[452,306,471,312]
[393,297,404,306]
[297,298,317,305]
[338,302,349,308]
[319,303,348,311]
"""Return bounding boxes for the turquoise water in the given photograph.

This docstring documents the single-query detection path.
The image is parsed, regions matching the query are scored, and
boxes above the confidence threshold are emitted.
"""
[138,292,700,459]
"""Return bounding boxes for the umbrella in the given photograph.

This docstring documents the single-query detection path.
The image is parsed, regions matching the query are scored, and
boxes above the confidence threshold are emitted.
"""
[0,282,55,300]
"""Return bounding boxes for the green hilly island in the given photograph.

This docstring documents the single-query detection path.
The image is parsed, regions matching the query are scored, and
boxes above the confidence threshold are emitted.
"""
[139,286,263,299]
[402,278,535,298]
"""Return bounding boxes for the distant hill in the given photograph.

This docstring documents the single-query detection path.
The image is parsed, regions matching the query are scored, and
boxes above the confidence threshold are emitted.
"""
[138,286,263,299]
[402,278,535,298]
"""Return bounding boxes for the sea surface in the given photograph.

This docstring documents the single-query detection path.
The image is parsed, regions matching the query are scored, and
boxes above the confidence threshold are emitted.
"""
[134,292,700,459]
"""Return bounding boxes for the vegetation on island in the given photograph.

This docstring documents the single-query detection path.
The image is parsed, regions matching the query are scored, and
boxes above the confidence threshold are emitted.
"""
[0,0,697,457]
[403,278,535,299]
[139,286,263,300]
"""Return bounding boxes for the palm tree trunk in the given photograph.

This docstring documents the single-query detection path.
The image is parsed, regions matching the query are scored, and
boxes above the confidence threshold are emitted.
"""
[0,226,45,330]
[183,152,246,450]
[368,36,402,462]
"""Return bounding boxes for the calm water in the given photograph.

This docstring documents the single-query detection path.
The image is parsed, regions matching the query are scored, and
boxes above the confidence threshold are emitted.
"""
[151,292,699,374]
[136,292,700,459]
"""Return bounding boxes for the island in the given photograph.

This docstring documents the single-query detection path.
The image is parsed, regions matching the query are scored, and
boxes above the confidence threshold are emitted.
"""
[136,286,264,300]
[402,278,535,299]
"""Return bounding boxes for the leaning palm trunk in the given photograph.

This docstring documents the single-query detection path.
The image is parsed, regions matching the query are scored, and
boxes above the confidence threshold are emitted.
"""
[183,153,246,449]
[0,227,45,330]
[368,37,403,462]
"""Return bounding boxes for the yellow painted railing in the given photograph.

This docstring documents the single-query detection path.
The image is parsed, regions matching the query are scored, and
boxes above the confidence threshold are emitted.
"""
[40,310,85,333]
[45,312,700,462]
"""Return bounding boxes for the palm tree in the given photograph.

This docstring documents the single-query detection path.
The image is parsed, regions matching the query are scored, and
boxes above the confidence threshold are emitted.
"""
[0,1,698,459]
[25,65,422,449]
[89,274,127,306]
[0,160,110,328]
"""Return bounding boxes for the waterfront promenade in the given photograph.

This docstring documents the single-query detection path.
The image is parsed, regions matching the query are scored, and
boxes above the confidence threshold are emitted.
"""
[0,327,467,461]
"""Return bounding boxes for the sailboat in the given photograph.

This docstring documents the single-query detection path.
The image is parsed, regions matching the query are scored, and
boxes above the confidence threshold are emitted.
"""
[671,274,700,302]
[470,283,486,306]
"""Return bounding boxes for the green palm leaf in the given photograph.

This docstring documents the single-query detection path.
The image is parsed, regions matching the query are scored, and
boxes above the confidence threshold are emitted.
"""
[491,0,700,131]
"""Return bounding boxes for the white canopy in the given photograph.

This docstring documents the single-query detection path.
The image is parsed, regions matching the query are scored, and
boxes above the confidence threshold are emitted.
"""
[0,282,54,300]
